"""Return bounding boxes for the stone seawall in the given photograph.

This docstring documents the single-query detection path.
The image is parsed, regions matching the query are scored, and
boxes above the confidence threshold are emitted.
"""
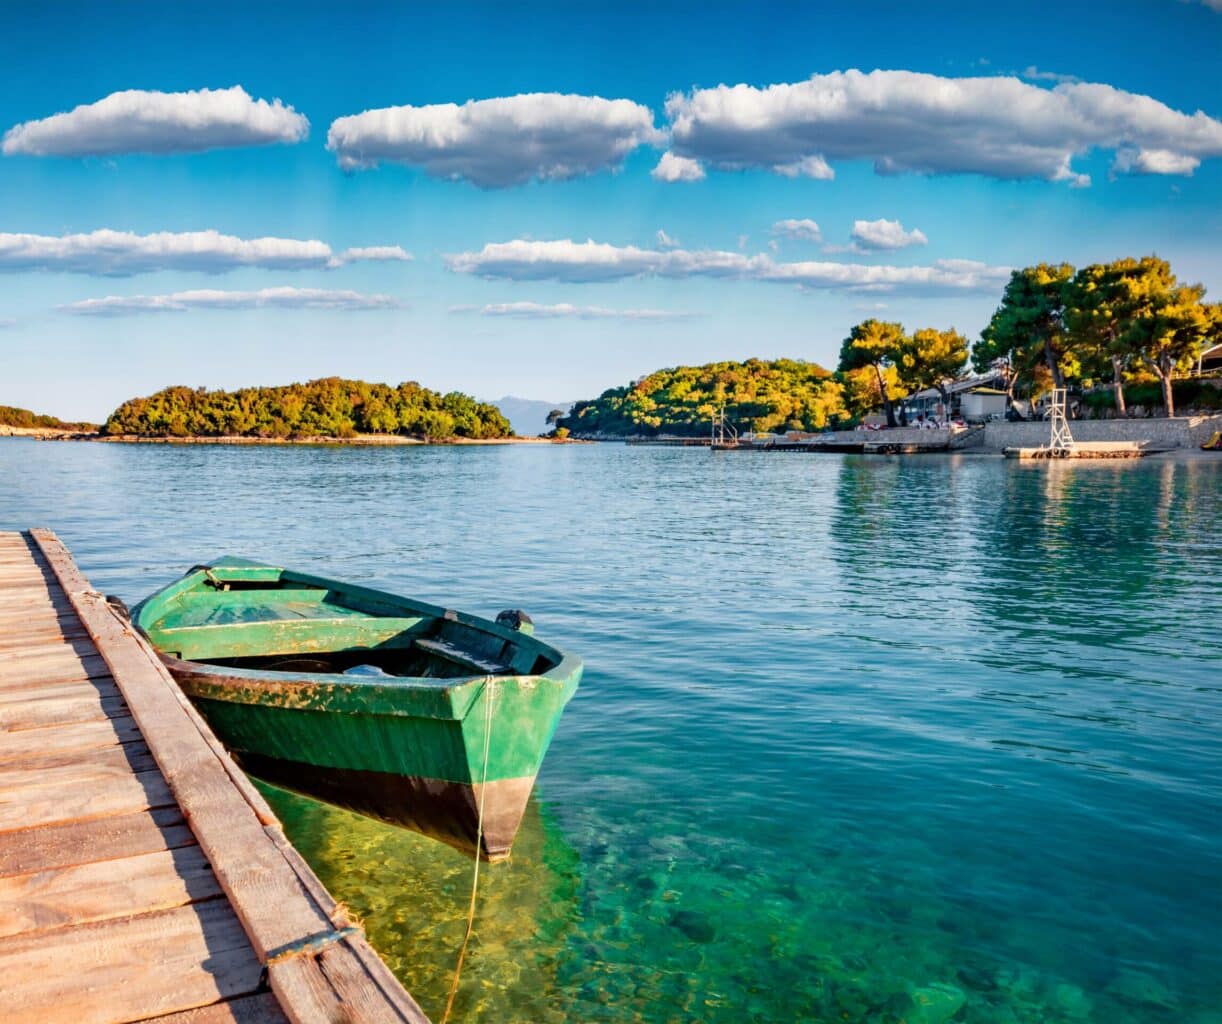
[982,414,1222,451]
[783,426,980,447]
[789,415,1222,452]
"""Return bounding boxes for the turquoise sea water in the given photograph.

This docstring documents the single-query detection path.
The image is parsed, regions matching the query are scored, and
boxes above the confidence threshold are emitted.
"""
[2,439,1219,1023]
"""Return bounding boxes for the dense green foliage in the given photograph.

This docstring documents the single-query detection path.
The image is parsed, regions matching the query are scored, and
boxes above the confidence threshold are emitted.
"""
[835,321,969,423]
[973,263,1078,392]
[558,358,845,436]
[832,256,1218,421]
[102,378,512,439]
[972,257,1220,416]
[837,320,910,427]
[0,405,97,432]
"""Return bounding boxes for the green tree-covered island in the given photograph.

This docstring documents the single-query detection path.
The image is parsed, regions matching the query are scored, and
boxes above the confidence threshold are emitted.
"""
[558,358,848,438]
[101,378,512,441]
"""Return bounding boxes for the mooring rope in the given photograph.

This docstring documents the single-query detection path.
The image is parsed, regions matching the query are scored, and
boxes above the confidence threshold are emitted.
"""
[441,679,497,1024]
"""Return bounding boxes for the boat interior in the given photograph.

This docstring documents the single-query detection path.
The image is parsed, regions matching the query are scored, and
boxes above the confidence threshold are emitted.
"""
[139,568,560,680]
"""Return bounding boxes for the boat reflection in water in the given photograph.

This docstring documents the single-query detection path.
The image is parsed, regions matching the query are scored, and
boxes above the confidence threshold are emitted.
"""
[258,781,582,1023]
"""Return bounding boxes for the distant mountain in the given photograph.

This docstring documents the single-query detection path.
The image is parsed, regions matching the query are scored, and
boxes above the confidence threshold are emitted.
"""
[490,396,573,437]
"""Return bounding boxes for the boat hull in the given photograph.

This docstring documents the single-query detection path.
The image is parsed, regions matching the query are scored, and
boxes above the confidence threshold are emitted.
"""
[231,748,535,861]
[162,650,577,861]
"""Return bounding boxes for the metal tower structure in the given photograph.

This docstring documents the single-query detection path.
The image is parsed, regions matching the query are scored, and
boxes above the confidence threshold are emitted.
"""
[1047,388,1074,456]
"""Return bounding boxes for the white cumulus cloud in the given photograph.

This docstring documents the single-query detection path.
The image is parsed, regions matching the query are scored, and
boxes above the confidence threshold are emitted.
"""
[663,69,1222,181]
[651,152,705,181]
[61,287,399,316]
[0,230,408,275]
[327,93,663,187]
[452,301,692,320]
[445,238,1010,295]
[1111,147,1201,176]
[850,219,928,250]
[3,86,308,157]
[772,219,822,241]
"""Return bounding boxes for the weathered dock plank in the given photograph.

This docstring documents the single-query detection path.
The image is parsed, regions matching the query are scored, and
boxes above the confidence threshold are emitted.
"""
[0,806,195,878]
[0,529,429,1023]
[0,651,113,687]
[0,674,123,705]
[0,900,262,1024]
[0,742,157,793]
[149,993,289,1024]
[0,688,129,730]
[0,712,145,761]
[0,766,176,832]
[0,845,223,938]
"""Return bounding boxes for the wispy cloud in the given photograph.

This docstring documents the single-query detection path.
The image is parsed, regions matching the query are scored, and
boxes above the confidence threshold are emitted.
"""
[771,219,822,241]
[655,229,680,249]
[3,86,308,157]
[661,69,1222,184]
[60,287,400,316]
[0,230,409,275]
[773,155,835,180]
[327,93,663,187]
[1019,66,1080,85]
[331,245,413,265]
[451,301,694,320]
[445,238,1010,294]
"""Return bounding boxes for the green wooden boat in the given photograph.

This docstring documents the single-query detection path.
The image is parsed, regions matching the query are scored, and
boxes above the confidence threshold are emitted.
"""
[133,557,582,861]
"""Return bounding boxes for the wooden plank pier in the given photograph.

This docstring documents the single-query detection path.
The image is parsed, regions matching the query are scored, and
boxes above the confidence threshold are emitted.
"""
[0,529,429,1024]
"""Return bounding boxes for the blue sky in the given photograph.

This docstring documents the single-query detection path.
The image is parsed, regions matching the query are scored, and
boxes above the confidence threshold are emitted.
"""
[1,0,1219,421]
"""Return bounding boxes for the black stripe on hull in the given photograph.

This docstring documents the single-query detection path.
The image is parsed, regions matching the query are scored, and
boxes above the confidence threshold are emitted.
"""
[236,750,534,861]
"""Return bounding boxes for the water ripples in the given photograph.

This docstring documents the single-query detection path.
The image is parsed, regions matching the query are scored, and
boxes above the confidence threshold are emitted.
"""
[1,440,1220,1022]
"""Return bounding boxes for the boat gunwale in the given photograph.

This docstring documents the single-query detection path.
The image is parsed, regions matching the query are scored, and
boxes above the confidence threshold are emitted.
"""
[134,559,584,721]
[166,653,580,721]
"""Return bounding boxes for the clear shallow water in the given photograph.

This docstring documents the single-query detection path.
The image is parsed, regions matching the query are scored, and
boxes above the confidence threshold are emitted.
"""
[2,439,1220,1024]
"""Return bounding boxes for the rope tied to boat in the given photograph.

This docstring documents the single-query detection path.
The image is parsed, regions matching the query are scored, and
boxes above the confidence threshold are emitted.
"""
[441,678,497,1024]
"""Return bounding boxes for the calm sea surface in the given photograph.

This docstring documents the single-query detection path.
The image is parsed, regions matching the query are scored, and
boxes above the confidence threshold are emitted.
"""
[2,439,1220,1024]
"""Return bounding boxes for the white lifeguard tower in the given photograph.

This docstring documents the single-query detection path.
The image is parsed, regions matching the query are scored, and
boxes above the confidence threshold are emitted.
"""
[1045,388,1075,457]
